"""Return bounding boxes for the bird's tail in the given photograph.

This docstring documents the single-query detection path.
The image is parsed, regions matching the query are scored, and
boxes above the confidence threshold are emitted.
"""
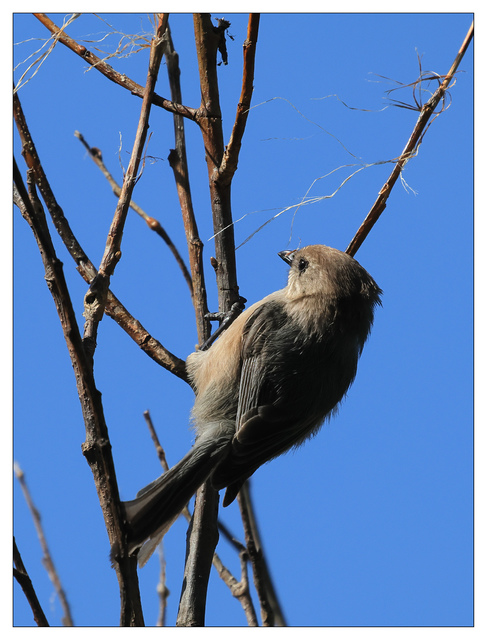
[119,435,230,566]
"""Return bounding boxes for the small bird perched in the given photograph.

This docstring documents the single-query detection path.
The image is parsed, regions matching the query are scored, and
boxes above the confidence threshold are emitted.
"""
[120,244,382,565]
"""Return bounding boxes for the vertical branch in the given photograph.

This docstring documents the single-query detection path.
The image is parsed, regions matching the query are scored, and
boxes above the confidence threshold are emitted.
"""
[176,485,220,627]
[193,13,239,313]
[237,483,286,626]
[165,26,211,345]
[156,547,169,626]
[219,14,260,184]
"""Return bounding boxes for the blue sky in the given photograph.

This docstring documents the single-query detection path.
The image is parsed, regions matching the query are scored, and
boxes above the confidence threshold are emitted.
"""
[12,12,473,628]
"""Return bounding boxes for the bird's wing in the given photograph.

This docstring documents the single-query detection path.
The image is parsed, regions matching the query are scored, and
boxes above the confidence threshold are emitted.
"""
[212,300,323,503]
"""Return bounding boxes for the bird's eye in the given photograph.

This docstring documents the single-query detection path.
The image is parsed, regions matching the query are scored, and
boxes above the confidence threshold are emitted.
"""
[298,258,308,272]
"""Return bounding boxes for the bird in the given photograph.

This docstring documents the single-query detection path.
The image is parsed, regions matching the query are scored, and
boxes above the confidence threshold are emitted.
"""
[119,244,382,566]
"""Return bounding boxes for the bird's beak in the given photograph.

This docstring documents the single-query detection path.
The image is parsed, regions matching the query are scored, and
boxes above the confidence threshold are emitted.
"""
[278,250,297,265]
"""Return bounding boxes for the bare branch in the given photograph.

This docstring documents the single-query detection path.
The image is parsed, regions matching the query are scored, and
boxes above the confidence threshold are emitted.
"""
[33,13,197,120]
[176,482,220,626]
[143,410,170,471]
[164,25,211,346]
[237,483,286,626]
[13,538,50,627]
[193,14,239,314]
[14,463,74,626]
[219,14,260,185]
[346,20,474,257]
[156,546,169,626]
[212,549,259,626]
[98,13,169,278]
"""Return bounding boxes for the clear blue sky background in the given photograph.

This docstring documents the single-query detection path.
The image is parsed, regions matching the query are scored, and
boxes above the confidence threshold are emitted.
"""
[13,12,473,628]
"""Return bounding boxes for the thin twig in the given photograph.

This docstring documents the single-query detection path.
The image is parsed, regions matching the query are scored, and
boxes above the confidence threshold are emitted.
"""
[238,483,286,626]
[346,20,474,257]
[143,410,170,471]
[74,130,193,297]
[13,538,50,627]
[14,13,81,94]
[165,25,211,346]
[33,13,197,120]
[212,549,259,626]
[237,482,288,627]
[219,14,260,185]
[14,463,74,625]
[156,546,169,626]
[98,13,168,279]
